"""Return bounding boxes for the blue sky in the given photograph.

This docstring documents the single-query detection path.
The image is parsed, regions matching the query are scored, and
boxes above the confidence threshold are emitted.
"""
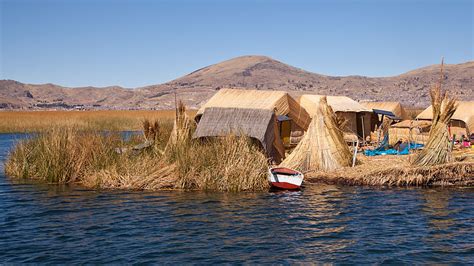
[1,0,472,88]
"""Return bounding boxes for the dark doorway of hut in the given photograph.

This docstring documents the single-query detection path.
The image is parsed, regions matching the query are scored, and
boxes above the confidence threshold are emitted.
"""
[277,115,304,149]
[277,115,291,147]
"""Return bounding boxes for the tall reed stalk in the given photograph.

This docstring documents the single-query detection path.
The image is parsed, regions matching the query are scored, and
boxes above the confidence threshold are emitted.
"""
[6,103,269,191]
[412,60,457,167]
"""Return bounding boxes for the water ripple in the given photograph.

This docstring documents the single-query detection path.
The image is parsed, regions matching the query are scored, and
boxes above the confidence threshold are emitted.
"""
[0,133,473,263]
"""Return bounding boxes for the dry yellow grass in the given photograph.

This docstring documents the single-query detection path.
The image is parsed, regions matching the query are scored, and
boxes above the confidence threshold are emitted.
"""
[0,110,197,133]
[5,114,269,191]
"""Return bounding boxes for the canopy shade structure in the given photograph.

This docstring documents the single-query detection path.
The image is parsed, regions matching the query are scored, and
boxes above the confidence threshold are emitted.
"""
[361,101,410,120]
[372,109,401,120]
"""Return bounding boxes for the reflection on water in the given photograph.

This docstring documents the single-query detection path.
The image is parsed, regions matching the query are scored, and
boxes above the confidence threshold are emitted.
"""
[1,133,473,263]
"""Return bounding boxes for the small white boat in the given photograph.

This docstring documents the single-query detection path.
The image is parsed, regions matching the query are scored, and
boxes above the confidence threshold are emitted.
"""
[268,167,304,190]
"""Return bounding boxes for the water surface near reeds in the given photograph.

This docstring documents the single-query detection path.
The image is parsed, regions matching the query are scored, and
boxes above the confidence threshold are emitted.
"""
[0,133,473,263]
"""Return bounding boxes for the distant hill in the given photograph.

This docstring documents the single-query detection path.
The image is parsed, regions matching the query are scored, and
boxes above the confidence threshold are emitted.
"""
[1,55,473,110]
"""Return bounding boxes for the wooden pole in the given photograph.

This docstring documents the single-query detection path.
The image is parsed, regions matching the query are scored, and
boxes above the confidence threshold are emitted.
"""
[361,115,366,146]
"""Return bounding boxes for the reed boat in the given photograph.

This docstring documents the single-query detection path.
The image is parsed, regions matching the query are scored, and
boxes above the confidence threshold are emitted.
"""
[268,167,304,190]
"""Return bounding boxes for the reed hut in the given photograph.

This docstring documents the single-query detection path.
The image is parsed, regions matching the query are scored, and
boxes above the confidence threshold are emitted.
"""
[388,120,431,145]
[416,101,474,138]
[299,95,372,142]
[360,101,410,144]
[194,89,311,163]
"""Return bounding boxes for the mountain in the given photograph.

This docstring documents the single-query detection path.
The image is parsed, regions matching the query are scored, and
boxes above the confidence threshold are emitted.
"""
[1,55,473,110]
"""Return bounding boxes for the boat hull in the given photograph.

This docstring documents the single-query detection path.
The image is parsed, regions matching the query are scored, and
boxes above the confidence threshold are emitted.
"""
[268,167,304,190]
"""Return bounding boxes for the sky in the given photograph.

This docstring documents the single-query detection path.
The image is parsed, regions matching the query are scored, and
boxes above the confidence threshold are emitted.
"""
[1,0,472,88]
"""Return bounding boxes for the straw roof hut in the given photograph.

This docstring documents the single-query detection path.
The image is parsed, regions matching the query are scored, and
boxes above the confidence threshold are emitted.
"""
[299,95,372,141]
[194,89,311,163]
[388,120,431,145]
[360,101,409,144]
[416,101,474,137]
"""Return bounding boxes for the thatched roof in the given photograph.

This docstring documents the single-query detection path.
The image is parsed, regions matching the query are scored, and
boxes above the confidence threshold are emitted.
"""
[299,95,371,116]
[361,101,409,119]
[197,89,311,130]
[416,101,474,133]
[391,120,432,129]
[193,107,284,162]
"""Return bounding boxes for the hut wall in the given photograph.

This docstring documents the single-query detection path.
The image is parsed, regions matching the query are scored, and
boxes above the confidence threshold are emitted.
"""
[388,127,430,145]
[337,112,372,140]
[193,107,285,162]
[416,101,474,134]
[337,112,357,134]
[361,112,372,140]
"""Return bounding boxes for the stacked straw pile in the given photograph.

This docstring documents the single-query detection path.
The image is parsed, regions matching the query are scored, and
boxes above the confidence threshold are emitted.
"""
[412,63,457,167]
[280,96,352,172]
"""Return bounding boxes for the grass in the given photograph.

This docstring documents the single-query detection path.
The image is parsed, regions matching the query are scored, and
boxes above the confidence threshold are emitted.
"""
[5,114,269,191]
[0,110,196,133]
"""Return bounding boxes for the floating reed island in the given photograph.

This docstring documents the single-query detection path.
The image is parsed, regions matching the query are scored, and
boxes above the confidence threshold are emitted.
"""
[5,102,269,192]
[5,63,474,190]
[305,62,474,187]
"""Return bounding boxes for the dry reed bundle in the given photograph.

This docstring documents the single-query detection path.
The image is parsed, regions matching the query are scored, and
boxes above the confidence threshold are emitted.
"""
[167,100,194,147]
[143,119,160,142]
[412,61,457,166]
[280,96,352,172]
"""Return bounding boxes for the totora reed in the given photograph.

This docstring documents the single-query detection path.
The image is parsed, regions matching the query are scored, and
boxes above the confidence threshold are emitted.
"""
[412,60,457,167]
[280,96,352,172]
[4,95,474,190]
[305,61,473,187]
[5,102,268,191]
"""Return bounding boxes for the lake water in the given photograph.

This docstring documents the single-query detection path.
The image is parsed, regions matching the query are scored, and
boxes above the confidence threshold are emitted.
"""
[1,133,473,263]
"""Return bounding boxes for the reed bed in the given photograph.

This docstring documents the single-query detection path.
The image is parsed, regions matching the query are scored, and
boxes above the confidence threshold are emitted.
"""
[0,110,196,133]
[5,106,269,191]
[174,135,269,191]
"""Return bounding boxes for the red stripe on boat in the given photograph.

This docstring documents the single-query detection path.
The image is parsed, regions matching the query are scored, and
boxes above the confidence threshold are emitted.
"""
[270,182,300,190]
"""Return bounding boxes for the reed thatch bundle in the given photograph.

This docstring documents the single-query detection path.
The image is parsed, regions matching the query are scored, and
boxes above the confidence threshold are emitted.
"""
[412,62,457,166]
[167,100,194,147]
[143,119,160,142]
[280,96,353,172]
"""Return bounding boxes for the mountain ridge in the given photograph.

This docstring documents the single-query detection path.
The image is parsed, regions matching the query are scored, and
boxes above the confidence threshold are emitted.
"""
[1,55,473,110]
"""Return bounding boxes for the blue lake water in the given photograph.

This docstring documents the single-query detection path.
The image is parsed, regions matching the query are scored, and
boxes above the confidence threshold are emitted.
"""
[0,133,473,263]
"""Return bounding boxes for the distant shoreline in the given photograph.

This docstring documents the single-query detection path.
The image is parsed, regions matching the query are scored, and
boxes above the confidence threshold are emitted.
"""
[0,110,197,133]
